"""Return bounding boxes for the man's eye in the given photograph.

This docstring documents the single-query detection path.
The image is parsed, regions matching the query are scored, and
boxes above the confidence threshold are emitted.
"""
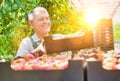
[39,18,43,21]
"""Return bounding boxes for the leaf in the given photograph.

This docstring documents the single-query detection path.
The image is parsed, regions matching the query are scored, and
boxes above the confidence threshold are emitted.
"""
[12,4,18,10]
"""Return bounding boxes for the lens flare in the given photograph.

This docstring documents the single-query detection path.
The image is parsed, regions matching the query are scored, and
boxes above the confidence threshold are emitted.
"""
[85,9,101,25]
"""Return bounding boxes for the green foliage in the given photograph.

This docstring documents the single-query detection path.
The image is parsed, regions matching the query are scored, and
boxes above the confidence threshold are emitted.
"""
[0,0,85,61]
[0,35,15,62]
[113,24,120,40]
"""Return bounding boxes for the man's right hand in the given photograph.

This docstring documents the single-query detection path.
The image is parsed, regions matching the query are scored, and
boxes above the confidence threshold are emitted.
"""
[31,40,46,57]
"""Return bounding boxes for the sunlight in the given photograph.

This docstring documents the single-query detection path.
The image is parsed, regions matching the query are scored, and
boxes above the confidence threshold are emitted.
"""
[85,9,101,25]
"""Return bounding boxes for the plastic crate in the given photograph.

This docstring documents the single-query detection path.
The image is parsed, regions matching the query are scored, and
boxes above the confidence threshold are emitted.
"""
[94,18,114,51]
[87,61,120,81]
[0,60,84,81]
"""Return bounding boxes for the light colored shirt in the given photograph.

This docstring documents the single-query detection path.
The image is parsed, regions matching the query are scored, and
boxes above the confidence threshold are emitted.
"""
[16,33,41,57]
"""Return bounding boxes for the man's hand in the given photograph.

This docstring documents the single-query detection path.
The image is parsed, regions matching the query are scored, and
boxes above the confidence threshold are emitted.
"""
[31,40,46,57]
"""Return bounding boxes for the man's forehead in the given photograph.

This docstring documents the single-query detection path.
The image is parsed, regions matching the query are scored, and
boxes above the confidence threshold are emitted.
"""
[33,8,48,16]
[34,12,49,18]
[33,13,49,20]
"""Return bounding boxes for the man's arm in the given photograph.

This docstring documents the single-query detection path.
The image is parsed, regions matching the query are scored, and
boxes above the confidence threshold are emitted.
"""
[16,37,32,57]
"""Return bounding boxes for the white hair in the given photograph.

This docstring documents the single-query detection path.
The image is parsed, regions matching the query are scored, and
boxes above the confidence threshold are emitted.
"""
[28,7,49,20]
[28,13,34,20]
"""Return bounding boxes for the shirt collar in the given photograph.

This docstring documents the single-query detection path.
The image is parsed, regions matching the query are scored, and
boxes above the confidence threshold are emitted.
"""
[31,33,41,42]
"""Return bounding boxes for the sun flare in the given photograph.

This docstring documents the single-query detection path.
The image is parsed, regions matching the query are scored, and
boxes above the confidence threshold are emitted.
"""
[85,9,101,25]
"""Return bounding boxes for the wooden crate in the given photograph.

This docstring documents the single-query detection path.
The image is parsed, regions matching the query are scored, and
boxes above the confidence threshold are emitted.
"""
[94,18,114,51]
[44,31,94,54]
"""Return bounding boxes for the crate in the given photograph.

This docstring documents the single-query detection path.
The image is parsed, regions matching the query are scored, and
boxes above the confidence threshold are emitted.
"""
[93,18,114,51]
[44,31,94,54]
[87,61,120,81]
[0,60,84,81]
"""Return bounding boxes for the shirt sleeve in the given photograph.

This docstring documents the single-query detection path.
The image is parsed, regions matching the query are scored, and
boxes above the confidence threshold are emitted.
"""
[16,37,33,57]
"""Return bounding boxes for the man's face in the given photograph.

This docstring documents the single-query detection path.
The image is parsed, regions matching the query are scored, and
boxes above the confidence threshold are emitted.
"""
[32,11,51,34]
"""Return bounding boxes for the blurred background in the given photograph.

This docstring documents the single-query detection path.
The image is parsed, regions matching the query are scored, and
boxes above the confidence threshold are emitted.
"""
[0,0,120,61]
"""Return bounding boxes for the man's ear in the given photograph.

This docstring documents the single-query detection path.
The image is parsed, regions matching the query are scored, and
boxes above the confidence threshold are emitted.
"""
[29,20,34,28]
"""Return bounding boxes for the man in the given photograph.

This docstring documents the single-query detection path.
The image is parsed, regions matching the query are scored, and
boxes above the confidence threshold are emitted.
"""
[16,7,51,57]
[16,7,84,57]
